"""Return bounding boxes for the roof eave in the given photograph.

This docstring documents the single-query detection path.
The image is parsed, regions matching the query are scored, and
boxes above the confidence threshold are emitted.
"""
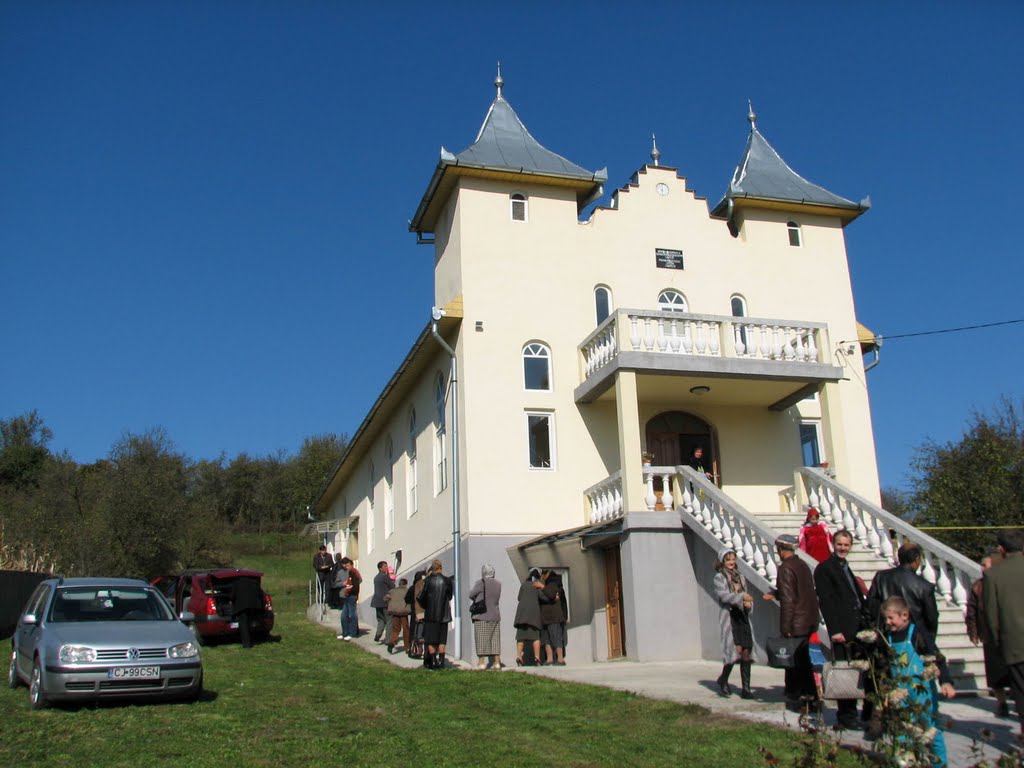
[712,194,869,224]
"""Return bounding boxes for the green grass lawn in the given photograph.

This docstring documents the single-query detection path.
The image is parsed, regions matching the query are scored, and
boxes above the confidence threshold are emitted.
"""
[0,534,852,767]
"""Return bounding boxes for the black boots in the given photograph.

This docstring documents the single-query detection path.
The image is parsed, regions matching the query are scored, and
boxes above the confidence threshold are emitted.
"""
[423,651,434,669]
[717,663,734,696]
[739,661,753,699]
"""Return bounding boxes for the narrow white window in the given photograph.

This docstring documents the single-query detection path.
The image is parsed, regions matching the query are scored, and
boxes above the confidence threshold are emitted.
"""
[595,285,612,325]
[658,289,688,312]
[523,342,552,391]
[407,409,418,517]
[731,294,748,351]
[510,193,528,222]
[800,422,823,467]
[787,221,802,247]
[434,373,448,494]
[527,411,555,469]
[384,437,395,539]
[366,461,376,555]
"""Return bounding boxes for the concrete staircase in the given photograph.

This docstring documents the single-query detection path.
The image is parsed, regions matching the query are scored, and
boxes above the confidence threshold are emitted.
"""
[757,510,984,691]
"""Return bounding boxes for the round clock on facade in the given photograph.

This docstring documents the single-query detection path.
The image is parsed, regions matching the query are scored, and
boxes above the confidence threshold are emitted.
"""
[656,183,669,196]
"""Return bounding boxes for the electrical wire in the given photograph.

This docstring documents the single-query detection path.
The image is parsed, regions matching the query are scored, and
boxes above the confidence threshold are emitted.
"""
[839,318,1024,346]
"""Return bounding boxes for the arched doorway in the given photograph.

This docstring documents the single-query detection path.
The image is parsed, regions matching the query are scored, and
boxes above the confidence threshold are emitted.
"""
[645,411,719,485]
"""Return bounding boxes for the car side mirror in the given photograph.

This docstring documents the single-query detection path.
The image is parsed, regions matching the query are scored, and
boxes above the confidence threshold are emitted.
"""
[22,614,38,626]
[179,611,195,624]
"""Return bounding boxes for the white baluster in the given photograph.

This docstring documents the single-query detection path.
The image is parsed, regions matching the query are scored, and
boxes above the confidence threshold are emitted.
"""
[695,322,707,354]
[733,324,746,356]
[645,469,657,511]
[854,506,868,543]
[588,492,597,523]
[700,495,713,527]
[682,322,694,354]
[732,525,743,555]
[766,556,778,586]
[661,474,674,511]
[643,317,655,351]
[629,315,641,350]
[866,512,881,554]
[879,527,894,563]
[807,328,818,362]
[808,483,820,511]
[657,319,668,352]
[720,516,732,544]
[669,319,681,353]
[952,571,969,613]
[842,498,856,534]
[742,527,755,564]
[794,329,805,362]
[759,325,771,359]
[772,326,783,359]
[710,503,723,539]
[783,327,796,361]
[753,543,767,577]
[613,485,623,518]
[708,322,721,356]
[681,484,693,516]
[936,561,952,602]
[920,552,937,585]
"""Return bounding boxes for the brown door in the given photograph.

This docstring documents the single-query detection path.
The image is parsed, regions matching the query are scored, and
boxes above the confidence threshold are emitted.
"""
[646,411,719,486]
[604,547,626,659]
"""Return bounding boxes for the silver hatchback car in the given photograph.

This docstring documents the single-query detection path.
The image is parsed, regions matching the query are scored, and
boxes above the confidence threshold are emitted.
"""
[8,577,203,708]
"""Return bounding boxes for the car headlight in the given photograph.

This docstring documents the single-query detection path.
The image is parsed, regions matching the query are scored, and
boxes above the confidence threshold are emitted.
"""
[59,645,97,663]
[168,642,199,659]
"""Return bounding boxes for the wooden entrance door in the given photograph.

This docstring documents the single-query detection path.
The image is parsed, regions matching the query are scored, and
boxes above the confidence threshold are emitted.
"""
[604,547,625,659]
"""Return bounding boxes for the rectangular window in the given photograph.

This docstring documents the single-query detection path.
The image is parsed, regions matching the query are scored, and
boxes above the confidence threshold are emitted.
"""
[435,426,448,494]
[527,412,555,469]
[800,422,822,467]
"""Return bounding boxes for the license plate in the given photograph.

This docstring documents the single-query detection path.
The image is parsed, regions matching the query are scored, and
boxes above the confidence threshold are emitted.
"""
[229,622,239,629]
[108,666,160,679]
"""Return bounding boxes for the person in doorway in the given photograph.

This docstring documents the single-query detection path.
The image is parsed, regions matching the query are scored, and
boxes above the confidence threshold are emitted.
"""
[984,529,1024,736]
[798,506,833,564]
[468,564,504,670]
[966,551,1011,717]
[765,534,820,711]
[688,446,713,480]
[813,529,870,729]
[514,569,544,666]
[371,560,395,643]
[417,559,453,669]
[713,547,754,698]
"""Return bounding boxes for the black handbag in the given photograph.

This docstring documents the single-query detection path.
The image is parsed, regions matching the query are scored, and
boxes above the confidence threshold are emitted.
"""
[765,636,806,669]
[469,580,487,615]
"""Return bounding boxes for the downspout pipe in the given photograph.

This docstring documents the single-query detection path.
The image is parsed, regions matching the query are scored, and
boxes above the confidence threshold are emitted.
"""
[430,307,461,660]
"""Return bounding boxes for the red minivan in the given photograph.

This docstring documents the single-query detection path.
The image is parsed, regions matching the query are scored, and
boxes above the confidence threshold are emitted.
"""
[153,569,274,644]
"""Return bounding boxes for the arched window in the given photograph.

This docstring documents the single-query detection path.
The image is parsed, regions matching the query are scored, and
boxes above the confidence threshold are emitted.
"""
[731,294,748,351]
[510,193,528,222]
[407,409,418,517]
[384,437,394,538]
[434,373,448,494]
[787,221,801,247]
[595,285,612,325]
[658,289,688,312]
[523,342,552,391]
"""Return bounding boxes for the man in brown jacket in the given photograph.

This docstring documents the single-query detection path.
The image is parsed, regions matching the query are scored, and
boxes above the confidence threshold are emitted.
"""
[984,530,1024,734]
[771,534,820,710]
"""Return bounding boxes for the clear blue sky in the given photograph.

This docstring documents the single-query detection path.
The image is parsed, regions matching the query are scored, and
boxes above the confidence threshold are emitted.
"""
[2,3,1022,491]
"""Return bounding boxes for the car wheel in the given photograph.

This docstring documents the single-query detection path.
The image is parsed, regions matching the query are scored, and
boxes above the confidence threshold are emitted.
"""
[29,658,48,710]
[7,650,20,689]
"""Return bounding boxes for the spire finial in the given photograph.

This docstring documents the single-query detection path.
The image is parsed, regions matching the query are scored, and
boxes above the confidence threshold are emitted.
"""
[495,62,504,99]
[747,100,757,131]
[650,133,661,166]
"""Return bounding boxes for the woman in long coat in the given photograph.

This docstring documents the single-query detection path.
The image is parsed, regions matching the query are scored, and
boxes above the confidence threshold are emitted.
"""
[513,569,544,666]
[713,547,754,698]
[468,564,503,669]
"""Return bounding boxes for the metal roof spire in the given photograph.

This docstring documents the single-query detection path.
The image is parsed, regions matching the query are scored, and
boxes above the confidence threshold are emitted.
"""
[495,62,504,100]
[747,100,757,132]
[650,134,661,166]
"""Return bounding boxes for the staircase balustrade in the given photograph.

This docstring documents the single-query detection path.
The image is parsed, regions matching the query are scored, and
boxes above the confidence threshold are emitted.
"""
[585,471,624,524]
[798,468,979,613]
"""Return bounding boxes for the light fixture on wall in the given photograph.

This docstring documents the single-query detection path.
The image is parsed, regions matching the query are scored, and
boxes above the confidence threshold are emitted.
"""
[689,385,711,395]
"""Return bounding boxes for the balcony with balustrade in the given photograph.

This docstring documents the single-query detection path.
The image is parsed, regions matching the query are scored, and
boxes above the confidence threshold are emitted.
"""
[575,309,843,410]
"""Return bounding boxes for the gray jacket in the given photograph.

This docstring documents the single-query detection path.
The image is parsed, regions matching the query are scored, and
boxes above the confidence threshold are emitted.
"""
[468,577,501,623]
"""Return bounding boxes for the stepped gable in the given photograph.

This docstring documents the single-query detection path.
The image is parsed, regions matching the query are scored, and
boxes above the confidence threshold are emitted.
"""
[410,66,607,234]
[712,103,869,224]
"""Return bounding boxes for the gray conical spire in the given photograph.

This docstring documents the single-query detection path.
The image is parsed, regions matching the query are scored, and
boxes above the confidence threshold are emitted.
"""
[650,134,661,166]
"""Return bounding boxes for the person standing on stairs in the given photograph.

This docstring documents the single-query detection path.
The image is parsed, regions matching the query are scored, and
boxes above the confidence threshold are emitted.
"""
[713,547,755,698]
[984,529,1024,736]
[798,506,833,564]
[813,529,871,729]
[866,543,939,638]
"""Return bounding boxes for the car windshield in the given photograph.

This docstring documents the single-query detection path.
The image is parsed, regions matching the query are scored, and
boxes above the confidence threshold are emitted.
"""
[49,587,174,623]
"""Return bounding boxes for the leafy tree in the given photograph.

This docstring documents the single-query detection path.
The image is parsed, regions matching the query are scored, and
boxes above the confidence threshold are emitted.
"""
[0,410,53,489]
[907,398,1024,560]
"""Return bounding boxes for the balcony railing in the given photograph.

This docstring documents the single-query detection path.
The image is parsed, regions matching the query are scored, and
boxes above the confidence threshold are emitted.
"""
[580,309,830,379]
[796,468,980,614]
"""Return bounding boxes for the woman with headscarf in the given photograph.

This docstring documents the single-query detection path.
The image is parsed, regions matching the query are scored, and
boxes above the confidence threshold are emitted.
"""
[513,568,544,666]
[405,569,426,659]
[798,506,833,563]
[713,547,754,698]
[468,564,504,669]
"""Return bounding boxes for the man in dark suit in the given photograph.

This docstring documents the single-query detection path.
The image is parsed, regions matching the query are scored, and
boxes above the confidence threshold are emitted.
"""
[985,530,1024,735]
[866,542,939,637]
[814,529,868,729]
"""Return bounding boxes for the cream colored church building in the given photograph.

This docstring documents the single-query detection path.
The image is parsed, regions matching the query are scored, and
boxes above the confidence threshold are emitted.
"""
[311,72,980,674]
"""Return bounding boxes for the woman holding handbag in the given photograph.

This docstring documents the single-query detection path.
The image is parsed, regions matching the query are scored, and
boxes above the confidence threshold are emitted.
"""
[713,547,755,698]
[468,564,504,669]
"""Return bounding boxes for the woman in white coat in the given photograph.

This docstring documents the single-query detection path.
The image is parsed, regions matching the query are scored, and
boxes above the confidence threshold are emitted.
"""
[713,547,754,698]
